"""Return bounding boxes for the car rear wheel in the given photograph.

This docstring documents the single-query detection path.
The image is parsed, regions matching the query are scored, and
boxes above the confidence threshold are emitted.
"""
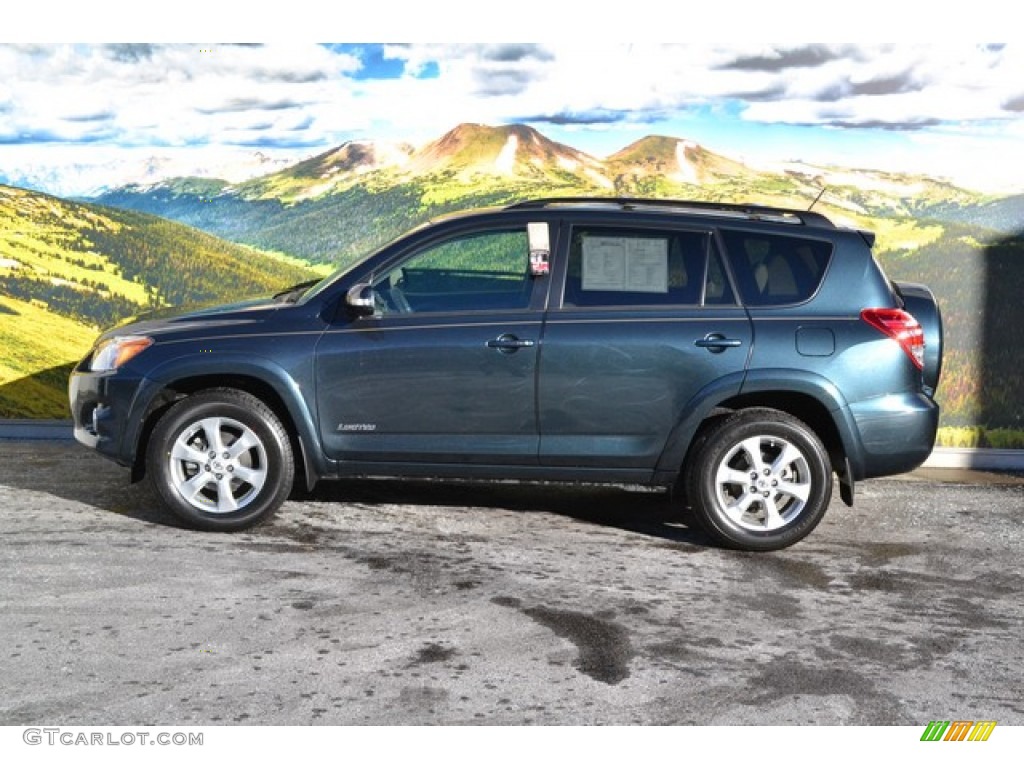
[147,389,294,531]
[684,408,832,551]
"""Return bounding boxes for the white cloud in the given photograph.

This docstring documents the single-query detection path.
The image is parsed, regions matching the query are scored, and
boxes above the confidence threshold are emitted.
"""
[0,44,363,147]
[352,43,1024,134]
[2,43,1024,193]
[4,43,1023,139]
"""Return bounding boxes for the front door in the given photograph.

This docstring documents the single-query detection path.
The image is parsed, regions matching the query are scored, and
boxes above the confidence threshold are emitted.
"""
[315,226,547,466]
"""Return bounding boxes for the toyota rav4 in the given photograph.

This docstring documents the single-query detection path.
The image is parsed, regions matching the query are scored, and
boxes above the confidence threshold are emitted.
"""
[69,198,942,550]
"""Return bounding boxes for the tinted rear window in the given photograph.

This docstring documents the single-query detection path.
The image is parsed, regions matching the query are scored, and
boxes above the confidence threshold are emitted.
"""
[720,230,833,306]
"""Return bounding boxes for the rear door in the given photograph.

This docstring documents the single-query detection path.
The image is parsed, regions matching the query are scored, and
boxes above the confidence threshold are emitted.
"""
[538,221,752,470]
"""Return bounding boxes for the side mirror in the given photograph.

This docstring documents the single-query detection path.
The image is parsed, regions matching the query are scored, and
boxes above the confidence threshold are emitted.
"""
[345,282,375,316]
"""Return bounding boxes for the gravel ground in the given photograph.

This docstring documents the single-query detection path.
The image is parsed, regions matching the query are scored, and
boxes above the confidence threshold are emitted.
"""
[1,441,1022,725]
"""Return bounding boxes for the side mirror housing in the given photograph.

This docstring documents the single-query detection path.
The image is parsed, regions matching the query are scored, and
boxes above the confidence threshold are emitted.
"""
[345,282,375,316]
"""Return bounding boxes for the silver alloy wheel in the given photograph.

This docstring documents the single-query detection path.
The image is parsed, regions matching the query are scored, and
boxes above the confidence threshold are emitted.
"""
[713,435,812,531]
[167,416,268,514]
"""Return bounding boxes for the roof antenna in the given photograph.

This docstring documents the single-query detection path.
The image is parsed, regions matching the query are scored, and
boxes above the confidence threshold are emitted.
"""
[808,186,827,211]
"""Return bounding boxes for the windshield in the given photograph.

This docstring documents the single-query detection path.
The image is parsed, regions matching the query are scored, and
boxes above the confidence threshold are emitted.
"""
[294,227,425,304]
[293,258,369,304]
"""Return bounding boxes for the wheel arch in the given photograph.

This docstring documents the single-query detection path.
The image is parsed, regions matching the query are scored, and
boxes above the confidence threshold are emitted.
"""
[658,371,862,504]
[713,392,845,474]
[130,359,324,492]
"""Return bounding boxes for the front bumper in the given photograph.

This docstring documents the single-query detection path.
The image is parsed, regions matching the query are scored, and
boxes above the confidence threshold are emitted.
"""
[68,362,148,467]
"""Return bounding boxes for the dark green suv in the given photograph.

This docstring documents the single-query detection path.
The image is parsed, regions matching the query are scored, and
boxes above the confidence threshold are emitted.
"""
[69,198,942,550]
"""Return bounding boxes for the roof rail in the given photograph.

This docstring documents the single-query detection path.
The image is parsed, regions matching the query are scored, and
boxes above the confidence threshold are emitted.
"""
[505,197,835,227]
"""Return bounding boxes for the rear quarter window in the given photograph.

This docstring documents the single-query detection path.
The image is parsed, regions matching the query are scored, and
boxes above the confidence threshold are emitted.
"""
[720,230,833,306]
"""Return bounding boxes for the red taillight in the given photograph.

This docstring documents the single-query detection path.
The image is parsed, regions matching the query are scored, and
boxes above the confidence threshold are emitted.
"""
[861,308,925,370]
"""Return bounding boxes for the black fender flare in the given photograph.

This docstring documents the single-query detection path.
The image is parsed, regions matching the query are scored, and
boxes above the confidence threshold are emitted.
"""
[124,352,329,488]
[655,369,865,487]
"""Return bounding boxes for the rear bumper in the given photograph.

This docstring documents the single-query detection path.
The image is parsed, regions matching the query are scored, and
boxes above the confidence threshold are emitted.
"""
[846,391,940,479]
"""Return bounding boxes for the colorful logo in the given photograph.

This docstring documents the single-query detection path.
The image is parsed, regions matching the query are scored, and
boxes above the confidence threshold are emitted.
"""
[920,721,997,742]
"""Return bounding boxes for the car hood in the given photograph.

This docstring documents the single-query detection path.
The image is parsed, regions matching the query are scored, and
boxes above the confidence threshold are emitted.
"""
[98,297,283,341]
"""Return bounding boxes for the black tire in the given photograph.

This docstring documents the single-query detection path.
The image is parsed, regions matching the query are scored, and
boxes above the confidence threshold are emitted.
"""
[684,408,832,551]
[146,388,294,531]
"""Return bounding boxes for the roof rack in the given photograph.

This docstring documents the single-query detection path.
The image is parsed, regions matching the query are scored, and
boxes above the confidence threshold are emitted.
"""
[505,197,835,228]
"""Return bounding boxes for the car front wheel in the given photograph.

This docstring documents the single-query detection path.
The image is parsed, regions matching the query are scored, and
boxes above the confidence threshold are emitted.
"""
[146,389,294,531]
[684,408,832,551]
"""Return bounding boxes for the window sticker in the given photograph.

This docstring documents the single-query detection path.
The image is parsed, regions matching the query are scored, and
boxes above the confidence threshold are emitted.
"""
[528,221,550,276]
[528,221,550,252]
[582,236,669,293]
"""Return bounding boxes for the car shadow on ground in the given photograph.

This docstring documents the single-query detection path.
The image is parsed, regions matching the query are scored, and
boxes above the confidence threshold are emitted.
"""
[2,442,712,546]
[0,442,185,527]
[297,477,714,546]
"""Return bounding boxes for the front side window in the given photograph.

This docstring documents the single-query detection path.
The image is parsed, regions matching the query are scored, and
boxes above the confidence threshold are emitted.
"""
[372,229,533,314]
[562,227,732,307]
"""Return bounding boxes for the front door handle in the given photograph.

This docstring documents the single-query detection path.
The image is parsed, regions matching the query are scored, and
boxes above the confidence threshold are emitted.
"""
[695,333,743,353]
[487,334,536,354]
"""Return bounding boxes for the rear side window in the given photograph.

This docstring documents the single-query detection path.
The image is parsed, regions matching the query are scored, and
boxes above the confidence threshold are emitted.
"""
[562,227,734,307]
[720,230,833,306]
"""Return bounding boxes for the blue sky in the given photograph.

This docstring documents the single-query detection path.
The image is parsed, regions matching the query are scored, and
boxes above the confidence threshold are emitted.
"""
[1,36,1023,195]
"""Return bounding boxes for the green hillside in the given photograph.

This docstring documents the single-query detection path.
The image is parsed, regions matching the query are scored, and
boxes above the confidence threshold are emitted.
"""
[0,295,98,418]
[0,184,320,418]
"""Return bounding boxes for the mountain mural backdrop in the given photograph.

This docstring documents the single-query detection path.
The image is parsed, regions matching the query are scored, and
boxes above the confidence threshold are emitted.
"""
[2,123,1021,446]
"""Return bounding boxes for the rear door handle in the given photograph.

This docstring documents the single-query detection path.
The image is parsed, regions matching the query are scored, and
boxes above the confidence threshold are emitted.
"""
[695,333,743,353]
[487,333,536,354]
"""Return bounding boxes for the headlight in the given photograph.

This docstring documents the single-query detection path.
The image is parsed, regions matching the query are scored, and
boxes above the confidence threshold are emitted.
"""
[89,335,154,372]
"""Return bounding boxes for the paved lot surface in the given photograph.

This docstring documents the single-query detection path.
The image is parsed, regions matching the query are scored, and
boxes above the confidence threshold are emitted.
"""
[1,441,1022,725]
